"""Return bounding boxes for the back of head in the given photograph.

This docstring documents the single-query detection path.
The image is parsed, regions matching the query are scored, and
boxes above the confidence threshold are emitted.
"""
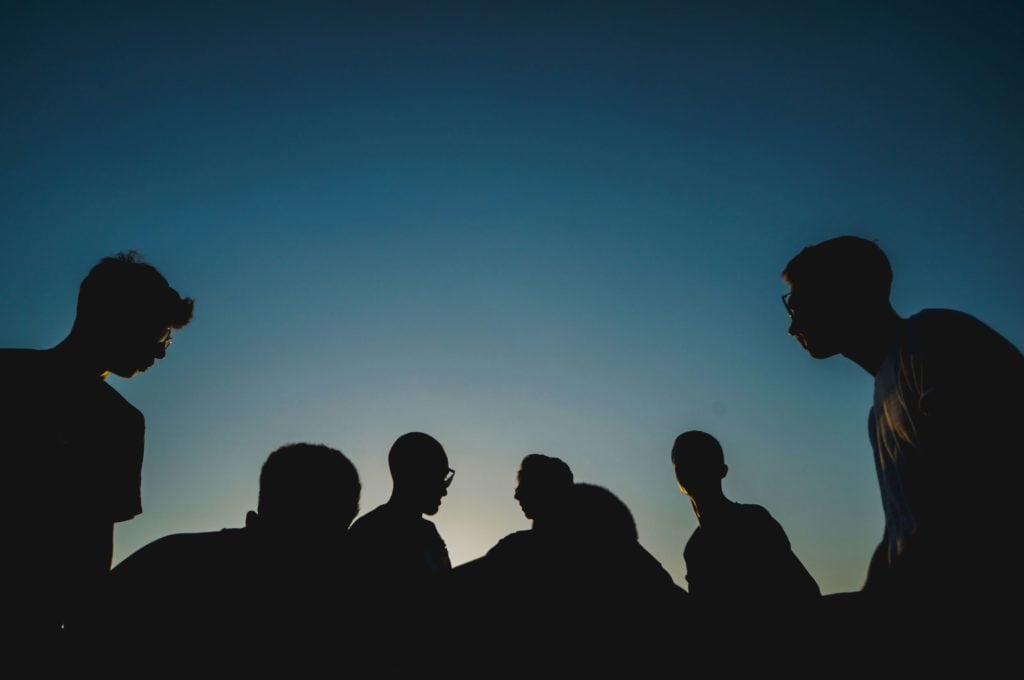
[518,453,574,492]
[564,483,638,543]
[516,454,574,523]
[671,430,725,489]
[388,432,448,482]
[782,235,892,305]
[77,251,194,332]
[258,443,361,531]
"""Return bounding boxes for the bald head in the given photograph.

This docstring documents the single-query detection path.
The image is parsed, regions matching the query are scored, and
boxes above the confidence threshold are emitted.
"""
[388,432,452,515]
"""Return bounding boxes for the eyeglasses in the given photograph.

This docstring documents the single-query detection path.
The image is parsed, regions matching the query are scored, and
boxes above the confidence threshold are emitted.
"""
[781,292,794,318]
[443,468,455,488]
[157,327,173,349]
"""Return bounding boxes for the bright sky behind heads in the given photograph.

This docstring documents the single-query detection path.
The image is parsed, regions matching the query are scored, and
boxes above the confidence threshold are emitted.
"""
[2,1,1022,594]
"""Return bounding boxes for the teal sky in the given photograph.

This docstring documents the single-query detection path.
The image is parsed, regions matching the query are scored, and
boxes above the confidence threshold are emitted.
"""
[2,1,1021,594]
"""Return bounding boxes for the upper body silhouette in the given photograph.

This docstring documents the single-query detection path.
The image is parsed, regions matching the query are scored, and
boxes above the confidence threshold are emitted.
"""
[348,432,454,580]
[453,472,687,669]
[479,453,574,568]
[107,443,362,652]
[783,235,1023,650]
[548,483,688,660]
[0,251,192,634]
[347,431,453,647]
[671,430,820,619]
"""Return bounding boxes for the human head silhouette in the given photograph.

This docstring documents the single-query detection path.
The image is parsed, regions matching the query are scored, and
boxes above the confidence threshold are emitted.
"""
[248,442,361,539]
[564,483,638,544]
[782,235,892,359]
[71,251,194,377]
[671,430,727,499]
[514,454,573,522]
[388,432,452,515]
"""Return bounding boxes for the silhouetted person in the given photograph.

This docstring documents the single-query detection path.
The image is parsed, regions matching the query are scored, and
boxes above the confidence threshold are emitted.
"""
[348,431,453,629]
[0,251,193,635]
[108,443,361,652]
[481,453,574,562]
[558,483,688,665]
[513,453,574,529]
[450,454,574,620]
[671,431,819,621]
[782,235,1023,652]
[558,483,683,601]
[456,478,686,670]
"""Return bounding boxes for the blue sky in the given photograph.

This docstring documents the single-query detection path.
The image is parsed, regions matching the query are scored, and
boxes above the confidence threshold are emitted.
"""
[2,1,1021,594]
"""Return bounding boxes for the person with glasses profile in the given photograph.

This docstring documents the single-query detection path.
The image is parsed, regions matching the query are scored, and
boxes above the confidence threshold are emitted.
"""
[782,235,1023,656]
[348,432,454,626]
[0,251,193,636]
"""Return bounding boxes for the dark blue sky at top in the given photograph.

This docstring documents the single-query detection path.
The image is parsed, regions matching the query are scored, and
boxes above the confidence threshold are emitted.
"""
[2,1,1021,593]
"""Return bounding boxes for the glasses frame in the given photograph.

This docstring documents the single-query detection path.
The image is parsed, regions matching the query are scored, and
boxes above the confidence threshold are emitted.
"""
[781,292,794,318]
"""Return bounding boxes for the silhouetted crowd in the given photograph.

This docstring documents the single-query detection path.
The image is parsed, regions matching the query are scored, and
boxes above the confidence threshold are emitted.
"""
[3,238,1021,672]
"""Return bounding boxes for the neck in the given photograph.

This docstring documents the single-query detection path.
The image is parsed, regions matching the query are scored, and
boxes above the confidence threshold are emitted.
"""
[689,488,731,526]
[841,305,905,376]
[387,490,422,518]
[51,332,108,379]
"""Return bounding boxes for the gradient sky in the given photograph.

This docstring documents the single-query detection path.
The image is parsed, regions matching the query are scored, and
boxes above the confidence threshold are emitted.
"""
[2,1,1021,595]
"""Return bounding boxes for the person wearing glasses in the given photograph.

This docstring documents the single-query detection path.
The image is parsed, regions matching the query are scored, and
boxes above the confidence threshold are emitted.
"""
[349,432,454,602]
[0,251,193,636]
[782,235,1023,650]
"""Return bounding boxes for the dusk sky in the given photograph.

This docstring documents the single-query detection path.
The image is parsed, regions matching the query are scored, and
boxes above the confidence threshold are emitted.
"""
[2,1,1021,595]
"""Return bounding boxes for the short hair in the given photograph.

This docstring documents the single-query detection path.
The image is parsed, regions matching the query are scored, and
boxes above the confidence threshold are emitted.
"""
[77,251,194,329]
[258,443,361,525]
[782,236,892,303]
[518,454,574,489]
[671,431,724,470]
[388,432,447,480]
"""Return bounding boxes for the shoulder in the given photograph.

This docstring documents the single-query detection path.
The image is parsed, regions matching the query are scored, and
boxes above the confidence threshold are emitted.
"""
[906,309,1019,354]
[349,504,392,535]
[488,530,533,553]
[0,348,47,381]
[910,308,991,331]
[897,309,1024,386]
[734,503,775,522]
[734,504,788,538]
[114,530,226,575]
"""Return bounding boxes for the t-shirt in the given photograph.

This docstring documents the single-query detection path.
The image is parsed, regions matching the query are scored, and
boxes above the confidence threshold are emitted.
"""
[108,526,363,654]
[684,502,820,613]
[348,501,452,581]
[1,348,145,630]
[867,309,1024,599]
